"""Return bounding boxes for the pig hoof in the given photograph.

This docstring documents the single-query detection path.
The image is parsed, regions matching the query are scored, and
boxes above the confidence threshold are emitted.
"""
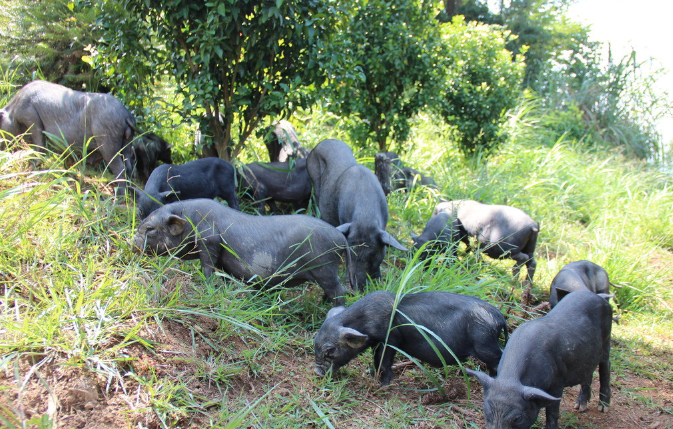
[598,404,609,413]
[574,402,587,412]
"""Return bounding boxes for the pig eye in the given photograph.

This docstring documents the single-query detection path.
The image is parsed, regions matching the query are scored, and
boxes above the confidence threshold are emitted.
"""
[146,227,157,237]
[324,346,336,357]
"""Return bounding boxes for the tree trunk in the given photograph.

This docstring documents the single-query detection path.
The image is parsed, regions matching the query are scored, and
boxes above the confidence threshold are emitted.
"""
[375,152,393,196]
[265,120,302,162]
[213,118,232,162]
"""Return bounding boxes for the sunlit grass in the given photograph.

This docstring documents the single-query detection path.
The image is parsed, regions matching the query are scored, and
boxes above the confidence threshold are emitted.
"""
[0,93,672,427]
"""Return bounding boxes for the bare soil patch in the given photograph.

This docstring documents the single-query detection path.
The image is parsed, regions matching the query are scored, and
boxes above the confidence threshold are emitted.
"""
[2,309,672,428]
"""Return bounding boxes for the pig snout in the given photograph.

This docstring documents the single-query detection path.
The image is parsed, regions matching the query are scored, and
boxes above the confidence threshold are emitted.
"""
[314,364,327,377]
[132,234,147,254]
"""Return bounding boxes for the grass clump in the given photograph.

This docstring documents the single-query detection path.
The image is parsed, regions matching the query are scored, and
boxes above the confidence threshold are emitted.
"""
[1,98,672,428]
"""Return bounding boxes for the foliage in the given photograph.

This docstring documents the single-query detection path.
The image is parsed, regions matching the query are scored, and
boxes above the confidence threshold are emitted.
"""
[319,0,445,152]
[1,86,673,425]
[499,0,591,89]
[1,3,672,426]
[571,51,671,160]
[0,0,99,89]
[515,48,672,160]
[437,0,502,25]
[94,0,340,161]
[433,16,525,158]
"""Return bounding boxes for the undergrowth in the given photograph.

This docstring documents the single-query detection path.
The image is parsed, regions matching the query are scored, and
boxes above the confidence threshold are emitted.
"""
[1,106,672,428]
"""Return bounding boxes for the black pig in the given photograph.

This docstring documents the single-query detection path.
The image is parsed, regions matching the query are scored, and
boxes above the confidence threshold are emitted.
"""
[132,158,239,219]
[314,291,508,385]
[133,199,350,305]
[549,260,612,307]
[307,139,407,290]
[0,80,138,194]
[410,212,463,260]
[132,133,172,183]
[393,166,437,192]
[468,290,612,429]
[238,158,312,214]
[433,200,539,285]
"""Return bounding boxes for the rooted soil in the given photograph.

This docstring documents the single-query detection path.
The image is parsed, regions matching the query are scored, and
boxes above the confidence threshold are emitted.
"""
[2,247,671,428]
[2,307,672,429]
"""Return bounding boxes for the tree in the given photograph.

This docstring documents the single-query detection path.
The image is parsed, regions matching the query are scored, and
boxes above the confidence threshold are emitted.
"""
[436,0,501,25]
[320,0,444,152]
[434,16,525,157]
[0,0,98,89]
[498,0,589,89]
[95,0,339,161]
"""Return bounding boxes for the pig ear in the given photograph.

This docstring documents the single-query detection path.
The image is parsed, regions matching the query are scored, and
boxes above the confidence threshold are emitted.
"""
[380,230,408,251]
[555,288,572,302]
[159,190,181,203]
[129,186,143,201]
[336,223,352,235]
[166,215,188,236]
[598,293,614,301]
[410,232,419,242]
[326,306,346,319]
[338,327,368,348]
[521,386,561,408]
[466,368,494,393]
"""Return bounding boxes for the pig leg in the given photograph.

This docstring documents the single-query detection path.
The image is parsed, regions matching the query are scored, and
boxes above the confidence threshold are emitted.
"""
[373,344,397,385]
[316,274,347,307]
[473,343,502,376]
[197,243,217,278]
[521,230,538,284]
[219,188,240,211]
[27,120,46,151]
[510,252,528,282]
[17,114,48,164]
[99,140,131,197]
[525,257,537,285]
[574,380,591,412]
[107,155,129,196]
[598,356,611,412]
[253,184,269,214]
[511,251,535,285]
[544,401,561,429]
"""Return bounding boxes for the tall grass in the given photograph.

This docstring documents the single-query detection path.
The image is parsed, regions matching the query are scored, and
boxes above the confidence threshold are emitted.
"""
[0,138,288,426]
[396,103,673,313]
[1,92,672,427]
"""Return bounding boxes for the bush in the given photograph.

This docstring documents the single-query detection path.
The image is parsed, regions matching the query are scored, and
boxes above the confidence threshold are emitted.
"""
[434,16,525,158]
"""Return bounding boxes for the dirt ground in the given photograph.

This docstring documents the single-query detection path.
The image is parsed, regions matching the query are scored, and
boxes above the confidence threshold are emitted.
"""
[2,307,672,429]
[2,248,671,429]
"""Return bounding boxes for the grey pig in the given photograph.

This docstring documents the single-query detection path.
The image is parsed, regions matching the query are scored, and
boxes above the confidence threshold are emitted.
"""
[433,200,539,284]
[468,290,612,429]
[410,212,463,260]
[307,139,407,290]
[133,199,351,306]
[131,158,239,220]
[238,158,312,214]
[549,260,613,307]
[314,290,508,385]
[0,80,138,194]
